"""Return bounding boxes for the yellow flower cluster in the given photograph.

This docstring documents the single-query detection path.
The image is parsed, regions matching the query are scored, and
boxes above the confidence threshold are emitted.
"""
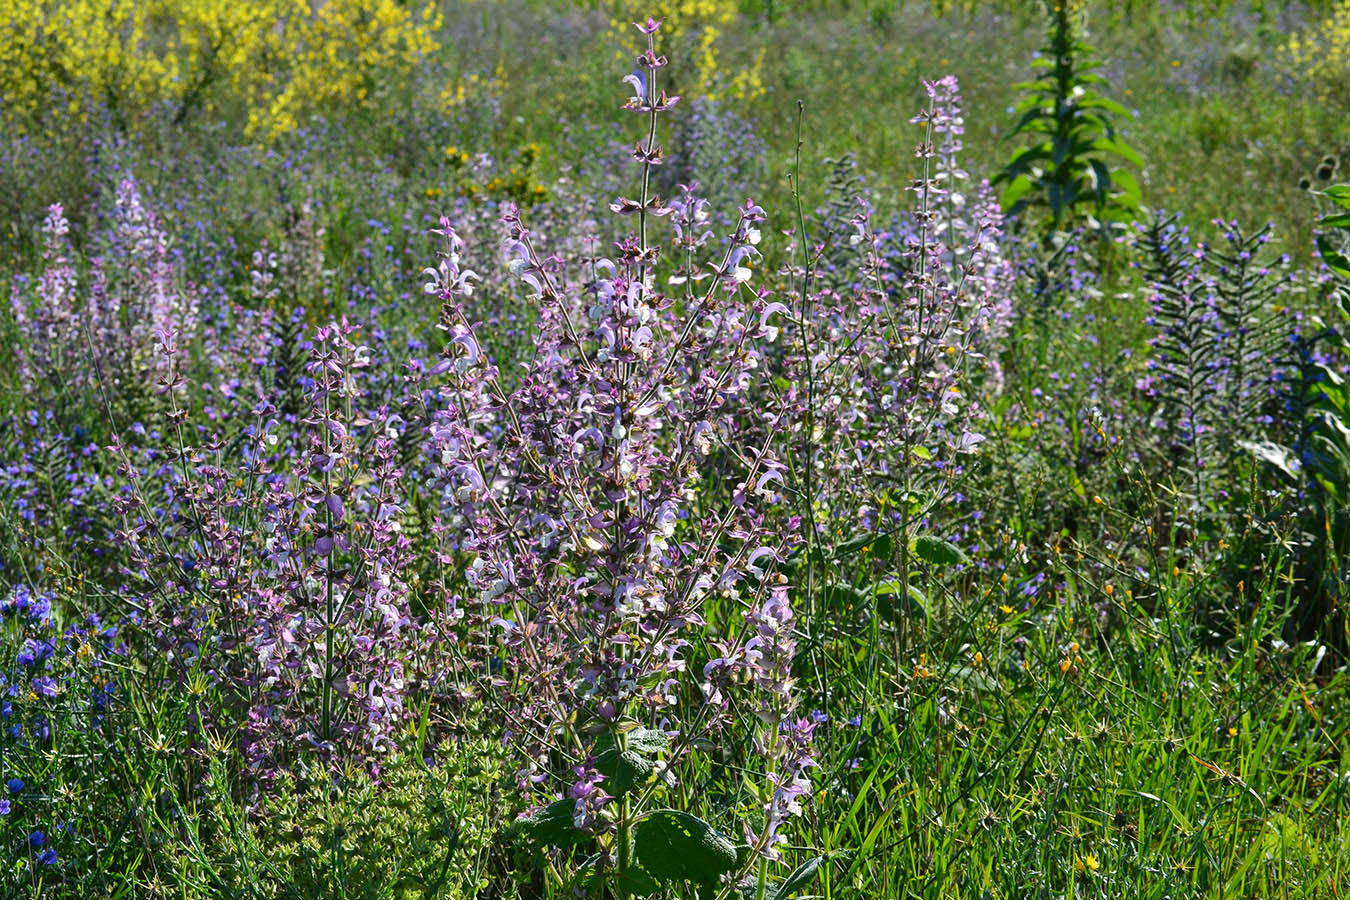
[430,142,547,206]
[607,0,763,101]
[1,0,174,125]
[1284,1,1350,101]
[252,0,443,138]
[440,66,505,112]
[0,0,441,139]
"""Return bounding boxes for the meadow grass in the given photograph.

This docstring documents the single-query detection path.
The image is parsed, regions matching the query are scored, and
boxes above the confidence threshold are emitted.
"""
[1,2,1349,898]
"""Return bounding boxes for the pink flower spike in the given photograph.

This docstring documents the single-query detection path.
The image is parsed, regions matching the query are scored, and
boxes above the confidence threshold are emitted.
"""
[635,17,662,34]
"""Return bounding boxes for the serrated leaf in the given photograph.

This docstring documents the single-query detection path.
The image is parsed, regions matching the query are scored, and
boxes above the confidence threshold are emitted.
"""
[595,749,653,796]
[595,728,668,796]
[634,810,738,886]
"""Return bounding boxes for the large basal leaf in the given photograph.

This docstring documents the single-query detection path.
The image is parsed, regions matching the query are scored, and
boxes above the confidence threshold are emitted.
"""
[634,810,739,886]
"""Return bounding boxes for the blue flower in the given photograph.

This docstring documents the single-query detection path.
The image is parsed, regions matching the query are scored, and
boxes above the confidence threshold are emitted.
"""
[29,830,44,849]
[17,638,56,668]
[624,67,647,101]
[0,798,10,815]
[37,848,57,865]
[7,778,23,794]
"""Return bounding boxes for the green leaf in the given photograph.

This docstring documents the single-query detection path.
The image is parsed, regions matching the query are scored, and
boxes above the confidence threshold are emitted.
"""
[1079,96,1132,118]
[874,579,928,622]
[626,727,668,755]
[634,810,739,886]
[1317,234,1350,281]
[617,865,663,897]
[821,582,867,612]
[511,799,586,848]
[999,175,1037,210]
[1238,440,1300,483]
[1323,184,1350,210]
[948,663,999,691]
[769,855,827,900]
[911,535,969,567]
[1093,136,1143,167]
[595,727,668,795]
[596,751,652,796]
[833,531,893,559]
[1112,168,1142,205]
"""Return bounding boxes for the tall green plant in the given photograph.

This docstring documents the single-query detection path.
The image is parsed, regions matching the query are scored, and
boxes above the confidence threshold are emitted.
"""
[1243,184,1350,641]
[994,0,1142,234]
[1137,212,1290,511]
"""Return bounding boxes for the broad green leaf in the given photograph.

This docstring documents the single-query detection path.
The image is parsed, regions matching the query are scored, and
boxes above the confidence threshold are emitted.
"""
[512,799,585,848]
[948,663,999,692]
[596,728,669,798]
[769,855,827,900]
[1000,175,1037,209]
[911,535,969,567]
[833,532,893,559]
[634,810,739,886]
[1324,184,1350,209]
[1091,136,1143,167]
[617,865,663,896]
[1238,440,1300,482]
[1080,96,1132,118]
[595,747,655,797]
[1112,169,1142,204]
[1317,234,1350,281]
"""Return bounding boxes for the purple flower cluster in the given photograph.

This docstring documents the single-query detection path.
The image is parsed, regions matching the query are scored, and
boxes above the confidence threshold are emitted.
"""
[770,75,1014,554]
[10,180,203,401]
[704,587,815,857]
[425,21,807,852]
[1134,213,1293,503]
[106,315,427,779]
